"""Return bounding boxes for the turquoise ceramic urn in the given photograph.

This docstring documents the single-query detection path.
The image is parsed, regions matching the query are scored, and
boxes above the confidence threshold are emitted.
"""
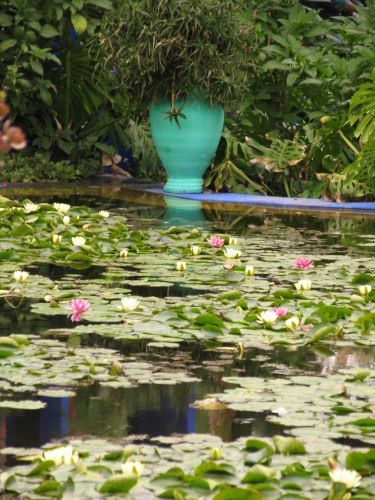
[149,96,224,193]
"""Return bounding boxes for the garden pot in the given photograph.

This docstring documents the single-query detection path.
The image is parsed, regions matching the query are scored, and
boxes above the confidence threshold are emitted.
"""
[149,96,224,193]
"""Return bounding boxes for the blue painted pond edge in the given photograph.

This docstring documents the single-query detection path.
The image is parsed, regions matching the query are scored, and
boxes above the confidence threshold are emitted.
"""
[147,188,375,213]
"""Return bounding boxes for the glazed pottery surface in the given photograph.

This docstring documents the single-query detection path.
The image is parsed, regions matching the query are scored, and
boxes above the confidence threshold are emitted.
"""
[150,96,224,193]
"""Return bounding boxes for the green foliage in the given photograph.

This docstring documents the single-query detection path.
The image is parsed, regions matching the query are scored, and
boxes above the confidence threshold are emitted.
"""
[206,0,375,200]
[0,0,116,168]
[349,79,375,143]
[100,0,256,111]
[0,153,98,182]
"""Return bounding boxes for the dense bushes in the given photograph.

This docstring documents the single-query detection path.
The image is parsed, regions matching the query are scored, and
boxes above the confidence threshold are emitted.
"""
[205,0,375,200]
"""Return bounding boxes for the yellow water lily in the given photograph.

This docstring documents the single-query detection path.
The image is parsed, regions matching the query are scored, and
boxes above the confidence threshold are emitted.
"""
[285,316,300,331]
[191,245,201,256]
[121,461,144,477]
[72,236,86,247]
[244,264,254,276]
[52,234,62,244]
[119,249,128,258]
[358,285,371,296]
[176,261,187,271]
[223,247,242,259]
[295,279,312,291]
[117,297,140,312]
[42,445,79,466]
[23,202,40,214]
[13,271,29,283]
[329,468,361,489]
[257,310,278,325]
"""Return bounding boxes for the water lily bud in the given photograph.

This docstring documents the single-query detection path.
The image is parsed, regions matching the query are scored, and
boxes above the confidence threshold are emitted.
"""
[176,261,186,271]
[285,316,300,331]
[358,285,371,296]
[244,264,254,276]
[350,294,365,303]
[237,342,244,357]
[119,249,128,258]
[328,457,337,470]
[13,270,29,283]
[63,215,70,226]
[320,115,332,123]
[44,295,54,303]
[82,224,91,230]
[52,234,62,244]
[108,360,125,376]
[191,245,201,256]
[236,305,244,315]
[211,447,223,460]
[228,236,239,245]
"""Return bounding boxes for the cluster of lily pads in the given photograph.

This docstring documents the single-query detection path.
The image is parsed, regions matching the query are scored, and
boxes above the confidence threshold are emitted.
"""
[0,198,374,498]
[1,433,373,498]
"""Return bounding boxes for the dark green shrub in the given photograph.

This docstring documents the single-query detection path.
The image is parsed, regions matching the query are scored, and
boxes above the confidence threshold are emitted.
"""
[0,153,99,183]
[101,0,256,111]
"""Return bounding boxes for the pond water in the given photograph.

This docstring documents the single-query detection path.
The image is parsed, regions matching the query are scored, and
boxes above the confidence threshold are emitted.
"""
[0,182,374,497]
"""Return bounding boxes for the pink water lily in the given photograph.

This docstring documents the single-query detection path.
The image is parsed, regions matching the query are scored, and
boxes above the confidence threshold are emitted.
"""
[272,307,288,317]
[300,323,313,332]
[208,235,225,249]
[294,258,313,270]
[67,299,90,323]
[223,263,235,270]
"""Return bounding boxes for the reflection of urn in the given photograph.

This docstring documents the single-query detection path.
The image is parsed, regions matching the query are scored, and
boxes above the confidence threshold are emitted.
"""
[162,196,210,229]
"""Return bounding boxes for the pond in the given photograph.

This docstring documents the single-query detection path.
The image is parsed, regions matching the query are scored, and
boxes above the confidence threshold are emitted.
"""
[0,181,374,498]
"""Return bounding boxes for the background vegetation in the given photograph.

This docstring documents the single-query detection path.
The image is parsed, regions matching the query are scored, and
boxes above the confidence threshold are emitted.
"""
[0,0,374,200]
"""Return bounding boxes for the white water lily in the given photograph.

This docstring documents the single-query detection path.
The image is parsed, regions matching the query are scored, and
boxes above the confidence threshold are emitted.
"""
[119,249,128,258]
[285,316,300,331]
[295,279,312,291]
[229,236,239,245]
[63,215,70,226]
[358,285,371,296]
[176,261,187,271]
[244,264,254,276]
[121,461,144,477]
[329,468,361,489]
[72,236,86,247]
[53,203,70,214]
[99,210,110,218]
[52,234,62,244]
[23,202,40,214]
[257,310,278,325]
[43,445,78,466]
[191,245,201,256]
[13,271,29,283]
[223,247,242,259]
[117,296,140,312]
